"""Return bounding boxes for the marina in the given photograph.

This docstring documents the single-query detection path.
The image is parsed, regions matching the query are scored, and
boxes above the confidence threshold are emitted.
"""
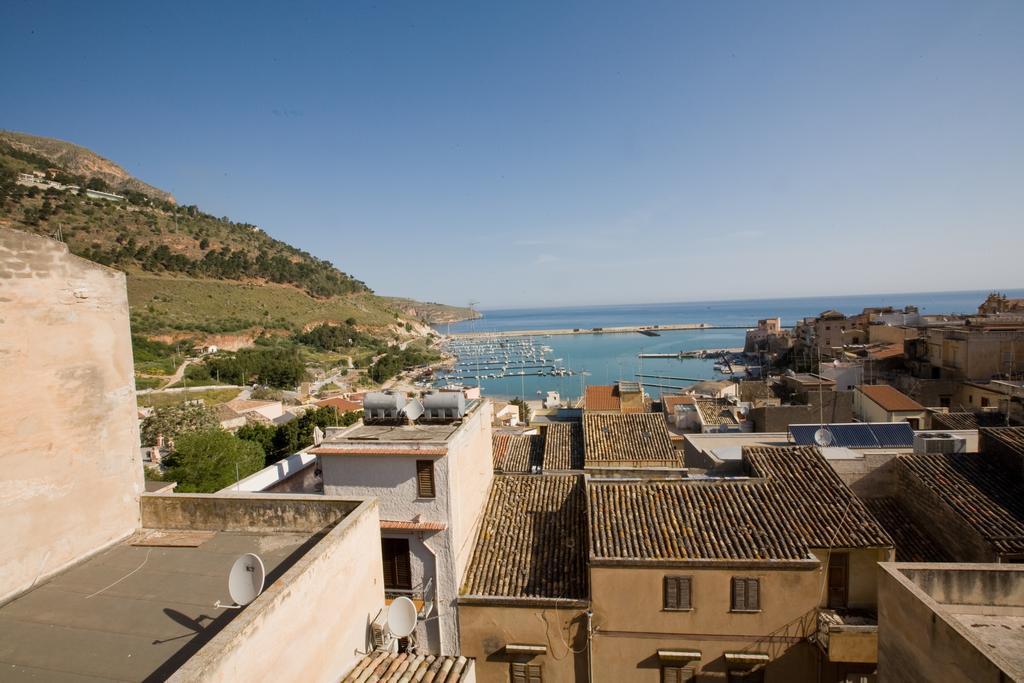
[434,335,580,387]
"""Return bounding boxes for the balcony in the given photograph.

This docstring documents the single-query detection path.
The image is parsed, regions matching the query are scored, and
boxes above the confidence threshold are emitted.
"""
[816,609,878,664]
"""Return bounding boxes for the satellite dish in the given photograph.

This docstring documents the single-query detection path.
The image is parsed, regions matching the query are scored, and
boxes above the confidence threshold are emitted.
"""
[814,428,834,447]
[216,553,265,609]
[387,596,418,638]
[313,425,324,446]
[403,398,424,422]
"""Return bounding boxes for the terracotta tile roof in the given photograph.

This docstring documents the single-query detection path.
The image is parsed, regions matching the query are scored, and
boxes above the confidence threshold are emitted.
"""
[585,385,621,412]
[744,446,893,548]
[930,412,982,430]
[582,413,680,466]
[315,397,363,413]
[661,394,695,414]
[857,384,924,412]
[491,433,511,468]
[589,480,809,562]
[342,652,472,682]
[981,426,1024,458]
[866,343,905,361]
[543,422,584,470]
[696,399,738,426]
[496,434,544,473]
[462,475,587,600]
[861,497,952,562]
[898,451,1024,555]
[931,412,1009,431]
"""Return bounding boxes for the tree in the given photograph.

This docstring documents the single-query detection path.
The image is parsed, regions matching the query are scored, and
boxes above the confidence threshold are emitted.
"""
[140,403,219,446]
[161,429,265,493]
[510,397,530,424]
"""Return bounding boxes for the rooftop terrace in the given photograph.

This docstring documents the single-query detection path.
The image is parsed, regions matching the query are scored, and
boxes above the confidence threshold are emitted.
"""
[0,493,379,683]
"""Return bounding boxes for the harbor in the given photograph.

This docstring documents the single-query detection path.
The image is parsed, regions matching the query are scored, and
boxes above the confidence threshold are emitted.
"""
[448,322,752,339]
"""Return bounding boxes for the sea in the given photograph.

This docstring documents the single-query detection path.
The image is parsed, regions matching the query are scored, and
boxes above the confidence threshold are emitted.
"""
[437,289,1024,401]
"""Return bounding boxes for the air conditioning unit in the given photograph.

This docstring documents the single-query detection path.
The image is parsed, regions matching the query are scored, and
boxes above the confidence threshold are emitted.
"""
[370,614,388,649]
[913,432,967,455]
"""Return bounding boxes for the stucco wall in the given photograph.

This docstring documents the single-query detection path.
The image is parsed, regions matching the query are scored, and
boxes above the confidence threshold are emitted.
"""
[169,498,385,683]
[0,230,143,604]
[447,402,495,587]
[589,564,821,681]
[810,548,891,610]
[458,602,587,683]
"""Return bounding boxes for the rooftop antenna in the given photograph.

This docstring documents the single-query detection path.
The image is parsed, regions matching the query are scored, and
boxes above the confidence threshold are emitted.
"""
[215,553,265,610]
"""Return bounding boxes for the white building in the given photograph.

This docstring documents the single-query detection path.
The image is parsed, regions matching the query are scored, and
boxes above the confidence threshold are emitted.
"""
[312,393,495,655]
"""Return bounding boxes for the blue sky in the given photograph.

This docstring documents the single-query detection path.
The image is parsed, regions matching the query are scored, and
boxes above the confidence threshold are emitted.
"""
[3,1,1022,308]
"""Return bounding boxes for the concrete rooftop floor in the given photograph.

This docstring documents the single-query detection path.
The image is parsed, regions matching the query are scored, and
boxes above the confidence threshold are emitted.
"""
[0,529,316,682]
[953,613,1024,680]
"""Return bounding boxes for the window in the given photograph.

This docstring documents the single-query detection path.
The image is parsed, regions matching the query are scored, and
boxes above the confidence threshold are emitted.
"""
[662,665,695,683]
[381,538,412,590]
[416,460,435,498]
[663,576,692,610]
[511,662,542,683]
[827,553,849,609]
[731,577,760,611]
[981,397,990,407]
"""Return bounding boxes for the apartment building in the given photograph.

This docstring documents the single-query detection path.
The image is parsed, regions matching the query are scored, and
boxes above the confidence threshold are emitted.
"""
[312,393,495,655]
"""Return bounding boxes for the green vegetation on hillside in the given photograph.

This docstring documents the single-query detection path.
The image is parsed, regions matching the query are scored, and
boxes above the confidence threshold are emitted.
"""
[127,275,401,335]
[368,345,441,383]
[0,139,367,298]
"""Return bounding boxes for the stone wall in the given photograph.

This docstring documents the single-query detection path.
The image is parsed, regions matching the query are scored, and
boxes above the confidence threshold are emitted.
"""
[141,493,360,532]
[750,391,853,432]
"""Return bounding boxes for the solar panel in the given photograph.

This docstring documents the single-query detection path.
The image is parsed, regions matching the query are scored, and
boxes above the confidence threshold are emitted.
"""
[789,422,914,449]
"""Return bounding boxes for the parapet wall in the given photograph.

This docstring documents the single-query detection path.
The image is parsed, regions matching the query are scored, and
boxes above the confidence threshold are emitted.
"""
[141,493,360,533]
[168,497,385,683]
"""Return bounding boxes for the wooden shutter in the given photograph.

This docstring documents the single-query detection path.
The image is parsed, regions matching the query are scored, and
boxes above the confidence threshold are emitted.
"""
[511,662,542,683]
[732,577,746,610]
[664,576,692,609]
[665,576,678,609]
[746,578,759,610]
[381,538,412,590]
[416,460,435,498]
[662,666,694,683]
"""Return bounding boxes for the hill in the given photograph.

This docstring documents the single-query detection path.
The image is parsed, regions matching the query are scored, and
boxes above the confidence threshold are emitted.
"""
[0,131,474,341]
[0,130,175,203]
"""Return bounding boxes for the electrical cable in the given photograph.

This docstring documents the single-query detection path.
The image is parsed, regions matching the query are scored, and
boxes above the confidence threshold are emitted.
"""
[85,549,153,599]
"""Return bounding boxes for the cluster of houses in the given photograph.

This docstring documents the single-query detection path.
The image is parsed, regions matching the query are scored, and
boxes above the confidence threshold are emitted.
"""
[4,228,1024,682]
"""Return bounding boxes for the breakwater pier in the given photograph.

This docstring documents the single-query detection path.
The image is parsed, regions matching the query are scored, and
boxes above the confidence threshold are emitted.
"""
[448,322,752,339]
